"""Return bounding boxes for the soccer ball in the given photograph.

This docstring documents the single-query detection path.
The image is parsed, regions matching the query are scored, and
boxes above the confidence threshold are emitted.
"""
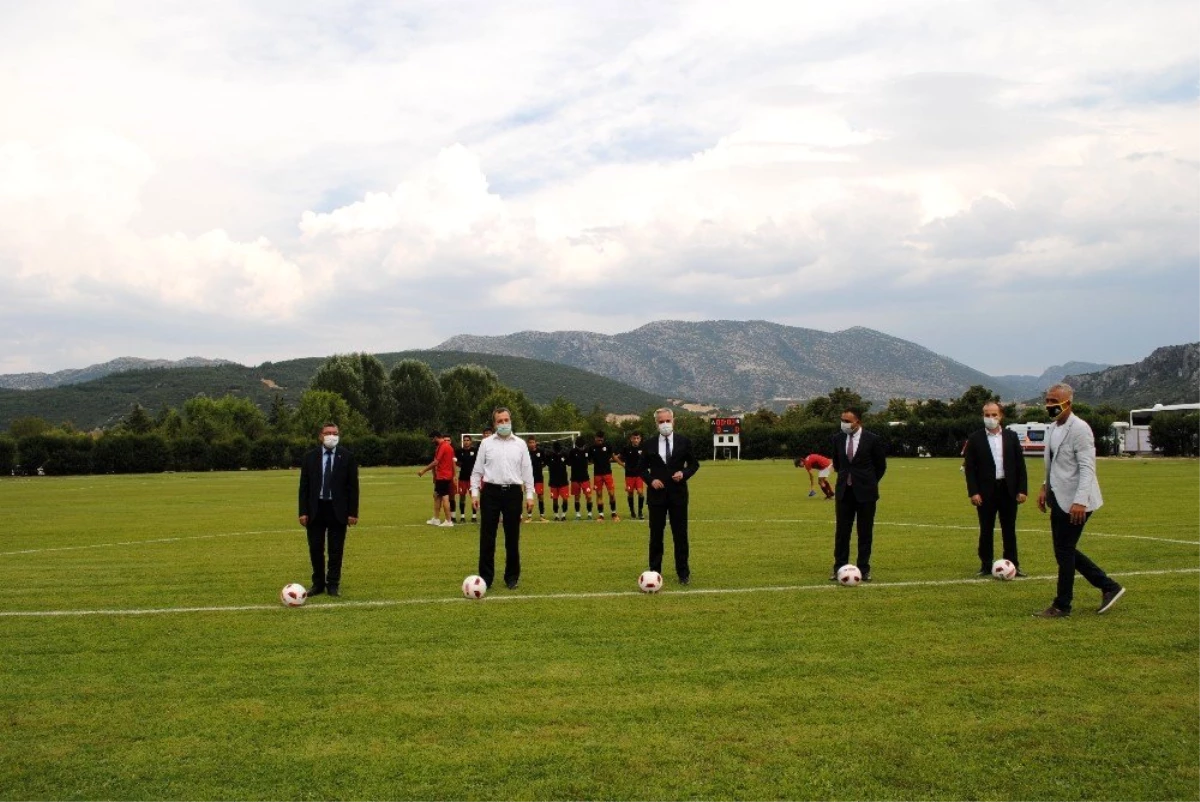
[638,570,663,593]
[279,583,307,607]
[836,564,862,586]
[462,575,487,599]
[991,559,1017,581]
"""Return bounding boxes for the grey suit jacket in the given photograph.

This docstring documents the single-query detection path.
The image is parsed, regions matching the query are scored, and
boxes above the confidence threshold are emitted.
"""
[1043,413,1103,514]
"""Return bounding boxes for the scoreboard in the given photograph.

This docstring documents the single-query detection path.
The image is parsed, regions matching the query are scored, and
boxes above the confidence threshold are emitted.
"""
[710,417,742,434]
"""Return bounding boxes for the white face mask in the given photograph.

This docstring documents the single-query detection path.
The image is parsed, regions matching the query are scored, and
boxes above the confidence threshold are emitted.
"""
[322,434,339,449]
[840,422,854,434]
[657,422,673,437]
[495,423,513,437]
[983,416,1001,431]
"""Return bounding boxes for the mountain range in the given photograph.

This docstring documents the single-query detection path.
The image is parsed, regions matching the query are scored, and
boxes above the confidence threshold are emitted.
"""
[0,357,234,391]
[1064,344,1199,408]
[438,320,1020,406]
[992,362,1111,401]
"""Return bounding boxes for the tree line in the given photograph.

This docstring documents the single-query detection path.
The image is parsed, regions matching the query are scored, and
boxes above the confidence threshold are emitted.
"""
[3,362,1194,476]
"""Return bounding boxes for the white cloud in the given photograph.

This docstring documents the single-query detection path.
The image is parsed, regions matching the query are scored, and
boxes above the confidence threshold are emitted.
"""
[0,0,1196,376]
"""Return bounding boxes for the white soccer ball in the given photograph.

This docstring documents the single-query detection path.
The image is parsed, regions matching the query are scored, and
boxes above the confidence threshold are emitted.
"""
[462,574,487,599]
[991,559,1017,581]
[638,570,663,593]
[280,583,307,607]
[836,564,862,586]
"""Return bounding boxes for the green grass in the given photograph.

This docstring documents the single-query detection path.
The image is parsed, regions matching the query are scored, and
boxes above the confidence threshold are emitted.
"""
[2,458,1197,800]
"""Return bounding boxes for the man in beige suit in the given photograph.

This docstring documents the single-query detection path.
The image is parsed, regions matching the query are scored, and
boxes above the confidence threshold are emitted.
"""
[1034,383,1125,618]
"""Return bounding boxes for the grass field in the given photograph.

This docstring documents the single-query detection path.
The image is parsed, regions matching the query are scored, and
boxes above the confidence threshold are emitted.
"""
[2,458,1197,801]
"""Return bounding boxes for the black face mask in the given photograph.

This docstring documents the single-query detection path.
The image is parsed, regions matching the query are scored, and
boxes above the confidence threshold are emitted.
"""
[1046,403,1066,418]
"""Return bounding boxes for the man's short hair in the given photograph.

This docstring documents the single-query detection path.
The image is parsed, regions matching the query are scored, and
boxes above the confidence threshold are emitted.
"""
[654,407,673,420]
[492,406,511,422]
[428,430,442,439]
[320,421,338,432]
[1046,382,1075,400]
[842,407,864,422]
[595,430,605,438]
[982,401,1003,415]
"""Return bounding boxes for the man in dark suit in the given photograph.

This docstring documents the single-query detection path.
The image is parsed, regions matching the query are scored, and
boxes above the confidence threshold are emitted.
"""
[298,422,359,597]
[640,407,701,585]
[830,407,887,581]
[962,401,1028,576]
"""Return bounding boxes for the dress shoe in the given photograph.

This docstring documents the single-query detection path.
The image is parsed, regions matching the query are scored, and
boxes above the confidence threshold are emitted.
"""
[1033,606,1070,618]
[1014,570,1028,578]
[327,586,340,597]
[976,569,991,577]
[861,572,872,582]
[828,573,839,582]
[505,579,519,590]
[1097,586,1125,614]
[678,575,690,586]
[308,586,326,596]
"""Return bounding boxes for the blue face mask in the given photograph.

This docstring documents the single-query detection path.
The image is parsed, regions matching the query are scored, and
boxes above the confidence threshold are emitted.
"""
[496,423,513,437]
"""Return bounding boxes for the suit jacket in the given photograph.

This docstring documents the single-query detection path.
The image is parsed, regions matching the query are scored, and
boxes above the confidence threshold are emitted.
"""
[1044,413,1103,513]
[640,433,700,502]
[963,428,1028,499]
[831,428,887,502]
[299,445,360,524]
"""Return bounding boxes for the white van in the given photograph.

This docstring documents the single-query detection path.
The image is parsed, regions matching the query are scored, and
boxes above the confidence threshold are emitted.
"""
[1005,422,1050,455]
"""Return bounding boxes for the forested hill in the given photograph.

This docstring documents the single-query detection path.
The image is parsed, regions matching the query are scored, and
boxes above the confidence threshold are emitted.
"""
[0,351,663,430]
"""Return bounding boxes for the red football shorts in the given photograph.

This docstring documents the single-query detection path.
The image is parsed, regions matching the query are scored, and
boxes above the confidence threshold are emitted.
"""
[457,479,471,495]
[550,485,570,500]
[594,474,615,493]
[534,482,544,495]
[571,480,592,496]
[625,476,645,493]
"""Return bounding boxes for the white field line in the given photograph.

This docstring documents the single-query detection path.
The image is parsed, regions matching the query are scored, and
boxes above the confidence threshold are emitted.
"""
[5,518,1197,558]
[2,568,1196,619]
[691,518,1200,546]
[0,524,433,557]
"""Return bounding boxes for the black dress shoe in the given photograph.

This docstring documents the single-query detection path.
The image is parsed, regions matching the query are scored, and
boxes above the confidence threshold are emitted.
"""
[1015,570,1028,578]
[861,573,872,582]
[505,579,519,590]
[327,586,340,597]
[976,569,991,577]
[678,575,690,586]
[309,586,326,596]
[829,573,839,581]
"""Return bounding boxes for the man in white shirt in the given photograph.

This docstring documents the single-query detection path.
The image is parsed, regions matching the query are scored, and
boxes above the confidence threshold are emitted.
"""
[470,407,536,590]
[1034,383,1124,618]
[962,402,1028,577]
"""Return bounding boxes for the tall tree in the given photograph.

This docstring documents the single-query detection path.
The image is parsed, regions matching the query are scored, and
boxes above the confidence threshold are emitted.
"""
[949,385,1000,418]
[310,355,366,418]
[390,360,443,433]
[123,403,154,434]
[355,353,394,433]
[293,390,370,439]
[440,364,500,434]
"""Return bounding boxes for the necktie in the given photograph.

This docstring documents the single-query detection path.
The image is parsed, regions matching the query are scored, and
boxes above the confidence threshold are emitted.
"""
[321,450,333,499]
[664,436,672,464]
[846,435,856,486]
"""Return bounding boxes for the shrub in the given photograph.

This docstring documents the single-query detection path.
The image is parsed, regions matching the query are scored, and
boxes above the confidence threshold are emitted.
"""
[1150,412,1200,457]
[93,434,171,474]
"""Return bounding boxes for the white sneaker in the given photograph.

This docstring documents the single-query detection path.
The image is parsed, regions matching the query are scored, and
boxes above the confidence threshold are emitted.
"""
[426,518,440,526]
[575,513,581,519]
[439,520,454,527]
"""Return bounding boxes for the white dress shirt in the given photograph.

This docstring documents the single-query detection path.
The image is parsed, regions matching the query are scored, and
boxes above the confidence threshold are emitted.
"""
[986,428,1005,480]
[470,434,536,500]
[658,433,674,462]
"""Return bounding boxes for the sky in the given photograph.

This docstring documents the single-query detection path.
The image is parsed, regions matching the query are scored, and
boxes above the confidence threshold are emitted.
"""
[1,0,1197,378]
